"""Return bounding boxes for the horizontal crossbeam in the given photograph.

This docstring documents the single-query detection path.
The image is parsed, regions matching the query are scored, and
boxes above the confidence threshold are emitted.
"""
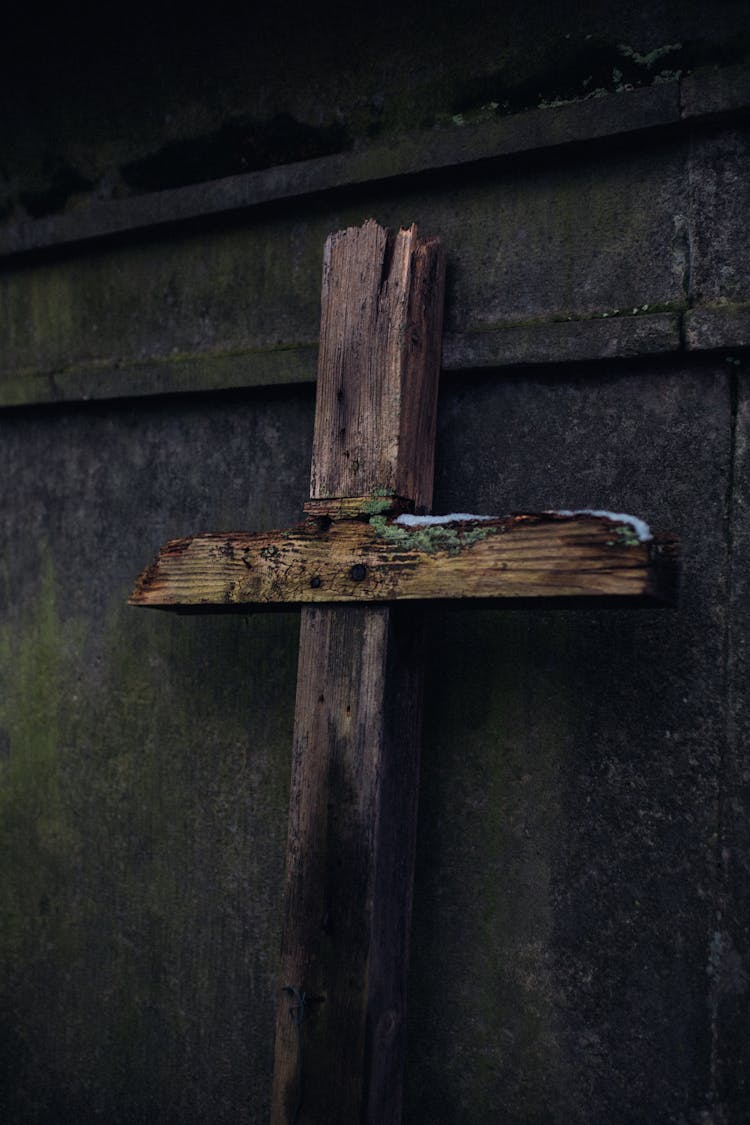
[130,510,678,611]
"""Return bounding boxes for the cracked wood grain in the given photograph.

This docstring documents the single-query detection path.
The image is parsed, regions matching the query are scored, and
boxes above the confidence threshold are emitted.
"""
[130,512,678,610]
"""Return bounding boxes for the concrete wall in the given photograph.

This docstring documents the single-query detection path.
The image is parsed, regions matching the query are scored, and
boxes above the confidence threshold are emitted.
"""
[1,6,749,1122]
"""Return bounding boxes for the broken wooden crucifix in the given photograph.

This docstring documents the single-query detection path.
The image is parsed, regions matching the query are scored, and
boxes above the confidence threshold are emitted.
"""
[130,219,678,1123]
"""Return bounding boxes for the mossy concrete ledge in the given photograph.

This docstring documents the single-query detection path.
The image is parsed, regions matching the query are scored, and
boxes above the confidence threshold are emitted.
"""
[0,312,687,409]
[0,72,735,262]
[2,65,749,263]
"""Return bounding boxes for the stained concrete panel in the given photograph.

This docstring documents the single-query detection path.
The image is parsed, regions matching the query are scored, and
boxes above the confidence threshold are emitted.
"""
[713,368,750,1119]
[689,127,750,308]
[407,361,733,1123]
[0,388,314,1123]
[0,131,688,398]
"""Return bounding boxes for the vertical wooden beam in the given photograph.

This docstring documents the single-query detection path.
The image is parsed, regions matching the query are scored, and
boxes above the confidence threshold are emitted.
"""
[309,220,445,507]
[271,221,445,1124]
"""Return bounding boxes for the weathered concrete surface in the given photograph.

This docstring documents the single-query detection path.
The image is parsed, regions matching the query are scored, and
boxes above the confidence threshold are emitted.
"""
[1,3,748,224]
[712,369,750,1118]
[407,362,735,1122]
[689,128,750,310]
[0,82,683,260]
[0,131,689,403]
[0,390,314,1122]
[5,113,750,407]
[684,128,750,358]
[0,360,744,1122]
[5,66,750,267]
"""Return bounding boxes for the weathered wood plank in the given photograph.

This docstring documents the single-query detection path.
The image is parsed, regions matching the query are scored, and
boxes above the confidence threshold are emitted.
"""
[270,221,445,1125]
[309,220,445,505]
[129,512,679,610]
[271,605,424,1124]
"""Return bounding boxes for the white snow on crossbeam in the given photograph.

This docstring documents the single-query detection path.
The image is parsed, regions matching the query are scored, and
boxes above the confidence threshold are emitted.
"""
[395,513,496,526]
[548,510,653,542]
[395,509,653,542]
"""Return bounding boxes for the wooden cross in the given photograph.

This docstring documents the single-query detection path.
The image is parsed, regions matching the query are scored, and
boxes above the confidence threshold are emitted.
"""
[130,219,678,1123]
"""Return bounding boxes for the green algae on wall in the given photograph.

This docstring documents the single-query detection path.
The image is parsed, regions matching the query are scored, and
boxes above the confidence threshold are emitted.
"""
[406,610,575,1122]
[0,551,298,1121]
[0,548,84,952]
[0,213,327,384]
[0,549,88,1116]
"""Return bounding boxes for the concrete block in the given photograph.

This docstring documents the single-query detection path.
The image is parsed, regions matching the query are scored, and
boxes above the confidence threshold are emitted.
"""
[407,363,733,1122]
[0,134,689,405]
[689,128,750,307]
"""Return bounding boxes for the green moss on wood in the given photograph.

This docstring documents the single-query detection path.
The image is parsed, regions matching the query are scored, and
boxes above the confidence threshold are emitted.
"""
[360,489,397,516]
[608,525,642,547]
[369,513,494,555]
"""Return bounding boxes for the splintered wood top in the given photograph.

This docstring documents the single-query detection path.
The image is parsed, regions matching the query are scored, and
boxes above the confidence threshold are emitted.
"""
[309,219,445,509]
[130,511,678,610]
